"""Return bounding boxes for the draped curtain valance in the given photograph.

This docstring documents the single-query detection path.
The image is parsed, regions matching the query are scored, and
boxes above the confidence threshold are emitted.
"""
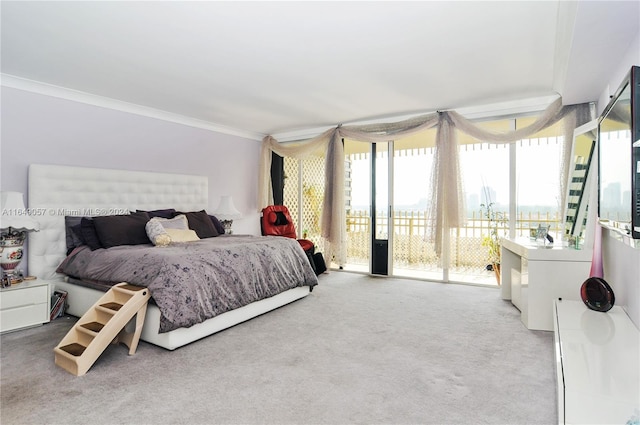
[259,97,593,264]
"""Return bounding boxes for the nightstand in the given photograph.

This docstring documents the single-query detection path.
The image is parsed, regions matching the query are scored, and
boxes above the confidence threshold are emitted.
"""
[0,279,50,333]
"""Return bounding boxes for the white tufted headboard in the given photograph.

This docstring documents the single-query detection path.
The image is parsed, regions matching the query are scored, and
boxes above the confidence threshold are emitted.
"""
[28,164,208,280]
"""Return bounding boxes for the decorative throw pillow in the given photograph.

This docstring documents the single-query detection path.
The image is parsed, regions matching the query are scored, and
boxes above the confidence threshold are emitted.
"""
[165,228,200,243]
[145,215,193,246]
[145,219,171,247]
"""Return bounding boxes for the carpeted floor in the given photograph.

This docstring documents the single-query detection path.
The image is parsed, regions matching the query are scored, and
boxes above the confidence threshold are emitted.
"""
[0,272,556,425]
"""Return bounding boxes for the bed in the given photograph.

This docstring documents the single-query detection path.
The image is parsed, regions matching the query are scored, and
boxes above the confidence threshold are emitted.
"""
[27,164,318,350]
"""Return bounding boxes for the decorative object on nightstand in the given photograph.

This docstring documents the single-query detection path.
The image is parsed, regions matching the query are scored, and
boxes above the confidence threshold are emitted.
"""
[0,192,40,285]
[214,195,242,234]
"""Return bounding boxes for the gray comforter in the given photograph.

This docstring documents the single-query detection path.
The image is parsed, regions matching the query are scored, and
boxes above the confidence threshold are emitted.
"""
[58,235,318,332]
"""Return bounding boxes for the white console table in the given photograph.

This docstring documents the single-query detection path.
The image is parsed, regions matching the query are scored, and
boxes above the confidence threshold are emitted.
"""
[554,299,639,424]
[501,238,592,331]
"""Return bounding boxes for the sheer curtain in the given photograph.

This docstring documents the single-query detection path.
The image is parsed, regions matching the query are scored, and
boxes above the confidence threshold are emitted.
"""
[259,97,593,265]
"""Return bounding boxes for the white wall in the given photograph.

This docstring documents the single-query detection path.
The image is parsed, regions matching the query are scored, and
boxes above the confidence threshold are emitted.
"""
[0,86,263,242]
[596,30,640,115]
[601,229,640,328]
[596,30,640,328]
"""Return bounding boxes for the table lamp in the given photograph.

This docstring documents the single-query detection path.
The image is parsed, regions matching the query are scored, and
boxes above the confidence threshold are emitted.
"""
[1,192,40,284]
[214,195,242,234]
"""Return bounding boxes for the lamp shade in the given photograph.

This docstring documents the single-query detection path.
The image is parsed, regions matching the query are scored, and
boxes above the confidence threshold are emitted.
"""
[0,192,39,232]
[214,196,242,220]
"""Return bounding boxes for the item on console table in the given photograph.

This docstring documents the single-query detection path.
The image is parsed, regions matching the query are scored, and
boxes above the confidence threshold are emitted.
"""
[580,277,615,312]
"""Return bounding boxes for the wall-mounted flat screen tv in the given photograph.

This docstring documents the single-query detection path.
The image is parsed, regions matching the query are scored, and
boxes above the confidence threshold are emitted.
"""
[598,65,640,239]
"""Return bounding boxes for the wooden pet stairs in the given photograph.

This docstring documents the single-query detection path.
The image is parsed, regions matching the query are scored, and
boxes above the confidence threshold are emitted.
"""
[54,283,150,376]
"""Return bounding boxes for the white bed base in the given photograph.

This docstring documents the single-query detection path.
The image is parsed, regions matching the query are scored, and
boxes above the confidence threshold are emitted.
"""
[27,164,311,350]
[53,279,309,350]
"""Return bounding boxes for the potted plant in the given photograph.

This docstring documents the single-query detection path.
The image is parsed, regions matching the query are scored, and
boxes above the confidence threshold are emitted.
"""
[480,202,507,285]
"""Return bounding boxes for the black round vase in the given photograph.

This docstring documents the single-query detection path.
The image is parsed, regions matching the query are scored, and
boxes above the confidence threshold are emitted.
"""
[580,277,615,312]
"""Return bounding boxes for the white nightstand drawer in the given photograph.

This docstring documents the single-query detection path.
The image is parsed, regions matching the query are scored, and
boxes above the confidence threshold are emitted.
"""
[0,281,51,333]
[0,284,48,309]
[1,303,49,332]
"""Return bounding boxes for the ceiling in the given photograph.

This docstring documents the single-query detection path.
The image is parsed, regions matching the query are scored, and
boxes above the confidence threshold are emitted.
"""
[1,1,638,140]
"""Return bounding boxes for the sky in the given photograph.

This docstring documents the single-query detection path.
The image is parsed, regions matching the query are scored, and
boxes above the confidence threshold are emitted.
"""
[349,140,565,213]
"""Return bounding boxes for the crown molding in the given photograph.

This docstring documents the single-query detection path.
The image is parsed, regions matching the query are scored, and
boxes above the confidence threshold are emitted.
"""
[1,73,561,144]
[1,74,264,141]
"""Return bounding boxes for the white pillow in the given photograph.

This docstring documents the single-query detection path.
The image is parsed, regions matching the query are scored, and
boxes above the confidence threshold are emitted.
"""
[165,228,200,243]
[153,214,189,230]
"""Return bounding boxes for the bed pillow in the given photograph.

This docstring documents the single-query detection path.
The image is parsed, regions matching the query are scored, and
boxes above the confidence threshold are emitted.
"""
[208,214,225,235]
[80,217,103,250]
[165,228,200,243]
[64,216,85,255]
[175,210,218,238]
[93,212,151,248]
[136,208,176,219]
[153,214,189,230]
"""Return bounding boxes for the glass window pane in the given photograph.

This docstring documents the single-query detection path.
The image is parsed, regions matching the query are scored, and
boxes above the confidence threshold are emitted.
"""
[344,140,371,272]
[516,137,562,238]
[374,142,389,240]
[392,133,440,280]
[458,142,509,285]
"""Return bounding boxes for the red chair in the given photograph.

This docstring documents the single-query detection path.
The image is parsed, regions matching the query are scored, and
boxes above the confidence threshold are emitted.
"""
[261,205,325,274]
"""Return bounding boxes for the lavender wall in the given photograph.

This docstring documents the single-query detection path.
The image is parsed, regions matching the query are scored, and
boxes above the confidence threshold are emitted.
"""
[0,87,262,236]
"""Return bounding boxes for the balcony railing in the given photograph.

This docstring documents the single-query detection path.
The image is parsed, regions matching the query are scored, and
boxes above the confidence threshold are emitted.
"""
[344,209,562,271]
